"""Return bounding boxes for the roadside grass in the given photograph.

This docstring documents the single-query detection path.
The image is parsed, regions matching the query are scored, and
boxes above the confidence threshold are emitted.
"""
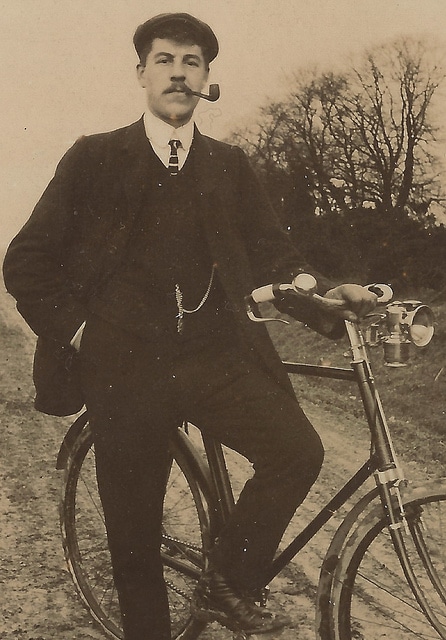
[267,297,446,476]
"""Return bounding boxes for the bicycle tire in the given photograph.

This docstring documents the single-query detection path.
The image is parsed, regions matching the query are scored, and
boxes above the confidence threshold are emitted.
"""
[324,483,446,640]
[60,421,214,640]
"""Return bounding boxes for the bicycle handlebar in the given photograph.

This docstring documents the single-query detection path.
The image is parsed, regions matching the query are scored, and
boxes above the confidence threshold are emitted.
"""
[245,274,393,324]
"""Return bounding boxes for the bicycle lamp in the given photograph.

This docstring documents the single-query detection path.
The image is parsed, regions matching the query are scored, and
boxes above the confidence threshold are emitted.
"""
[382,301,434,367]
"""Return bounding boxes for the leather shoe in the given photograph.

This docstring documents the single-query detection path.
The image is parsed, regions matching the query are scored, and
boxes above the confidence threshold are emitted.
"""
[191,569,290,634]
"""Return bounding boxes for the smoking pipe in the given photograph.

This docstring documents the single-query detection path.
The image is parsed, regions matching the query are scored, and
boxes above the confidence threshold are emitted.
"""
[187,84,220,101]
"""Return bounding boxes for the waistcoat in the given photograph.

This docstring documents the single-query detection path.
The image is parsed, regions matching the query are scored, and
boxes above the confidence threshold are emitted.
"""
[88,140,236,345]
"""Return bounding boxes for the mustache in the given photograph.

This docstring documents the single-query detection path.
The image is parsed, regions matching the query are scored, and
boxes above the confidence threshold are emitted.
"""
[165,83,220,102]
[165,83,189,94]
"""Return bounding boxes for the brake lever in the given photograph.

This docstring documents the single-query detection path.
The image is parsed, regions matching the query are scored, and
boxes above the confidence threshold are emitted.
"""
[245,297,290,324]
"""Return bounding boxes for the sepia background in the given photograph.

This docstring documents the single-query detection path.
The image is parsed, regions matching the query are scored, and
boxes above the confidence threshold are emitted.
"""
[1,0,445,247]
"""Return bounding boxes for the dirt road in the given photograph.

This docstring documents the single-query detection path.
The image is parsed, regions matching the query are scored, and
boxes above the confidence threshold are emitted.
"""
[0,285,435,639]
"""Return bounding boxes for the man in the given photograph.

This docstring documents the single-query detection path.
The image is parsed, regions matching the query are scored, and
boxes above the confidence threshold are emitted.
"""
[3,13,376,640]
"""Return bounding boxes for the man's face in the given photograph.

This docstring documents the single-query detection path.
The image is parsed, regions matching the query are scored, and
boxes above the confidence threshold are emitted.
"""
[137,38,209,127]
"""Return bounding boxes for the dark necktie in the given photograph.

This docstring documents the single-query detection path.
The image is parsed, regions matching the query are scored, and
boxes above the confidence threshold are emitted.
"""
[168,139,181,176]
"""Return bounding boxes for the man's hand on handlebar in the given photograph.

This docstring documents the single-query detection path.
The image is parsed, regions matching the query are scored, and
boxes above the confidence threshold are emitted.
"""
[245,274,388,332]
[324,284,378,322]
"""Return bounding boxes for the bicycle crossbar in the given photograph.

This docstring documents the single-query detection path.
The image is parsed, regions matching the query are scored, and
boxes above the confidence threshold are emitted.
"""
[282,361,356,381]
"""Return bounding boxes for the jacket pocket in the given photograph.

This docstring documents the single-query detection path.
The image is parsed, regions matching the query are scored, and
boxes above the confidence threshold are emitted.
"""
[33,336,84,416]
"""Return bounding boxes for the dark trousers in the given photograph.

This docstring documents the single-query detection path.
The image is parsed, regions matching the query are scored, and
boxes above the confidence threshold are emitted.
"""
[79,316,324,640]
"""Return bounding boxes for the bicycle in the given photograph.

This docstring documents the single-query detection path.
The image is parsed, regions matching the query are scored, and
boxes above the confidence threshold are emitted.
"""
[56,274,446,639]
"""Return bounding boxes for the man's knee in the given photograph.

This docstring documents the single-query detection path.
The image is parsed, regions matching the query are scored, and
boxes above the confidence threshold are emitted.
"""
[305,426,324,472]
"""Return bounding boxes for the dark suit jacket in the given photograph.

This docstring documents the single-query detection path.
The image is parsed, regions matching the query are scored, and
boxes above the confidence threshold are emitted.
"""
[3,118,340,416]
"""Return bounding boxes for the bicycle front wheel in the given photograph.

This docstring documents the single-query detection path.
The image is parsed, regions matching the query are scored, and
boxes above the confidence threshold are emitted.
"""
[60,422,213,640]
[327,483,446,640]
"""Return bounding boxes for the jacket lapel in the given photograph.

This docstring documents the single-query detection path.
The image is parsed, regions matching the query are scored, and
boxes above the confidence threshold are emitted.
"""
[120,118,156,224]
[191,127,220,196]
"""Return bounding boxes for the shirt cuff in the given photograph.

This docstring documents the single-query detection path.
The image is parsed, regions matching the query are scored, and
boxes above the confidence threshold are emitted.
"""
[70,321,86,351]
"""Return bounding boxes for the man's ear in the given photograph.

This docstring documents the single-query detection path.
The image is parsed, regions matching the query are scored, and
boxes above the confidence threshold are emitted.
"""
[136,63,146,87]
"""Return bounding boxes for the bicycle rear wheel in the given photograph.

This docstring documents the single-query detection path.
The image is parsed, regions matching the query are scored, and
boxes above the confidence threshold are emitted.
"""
[60,422,213,640]
[326,484,446,639]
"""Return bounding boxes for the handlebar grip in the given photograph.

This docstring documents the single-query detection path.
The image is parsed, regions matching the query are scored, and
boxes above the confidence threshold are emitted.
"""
[366,284,393,303]
[250,284,276,304]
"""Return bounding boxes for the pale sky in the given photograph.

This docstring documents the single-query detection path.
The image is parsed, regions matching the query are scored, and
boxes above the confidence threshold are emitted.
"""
[1,0,445,246]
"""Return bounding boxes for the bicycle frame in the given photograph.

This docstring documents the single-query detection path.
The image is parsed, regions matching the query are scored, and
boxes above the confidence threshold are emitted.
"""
[200,315,446,634]
[198,319,409,587]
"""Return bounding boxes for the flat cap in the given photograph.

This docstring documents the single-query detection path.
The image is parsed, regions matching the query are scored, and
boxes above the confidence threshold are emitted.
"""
[134,13,219,62]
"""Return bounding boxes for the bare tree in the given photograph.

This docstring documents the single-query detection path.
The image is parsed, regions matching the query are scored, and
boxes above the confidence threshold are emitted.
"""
[231,37,446,225]
[346,37,445,219]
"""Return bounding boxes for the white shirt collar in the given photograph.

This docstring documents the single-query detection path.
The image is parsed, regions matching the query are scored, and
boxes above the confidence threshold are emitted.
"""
[143,110,194,152]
